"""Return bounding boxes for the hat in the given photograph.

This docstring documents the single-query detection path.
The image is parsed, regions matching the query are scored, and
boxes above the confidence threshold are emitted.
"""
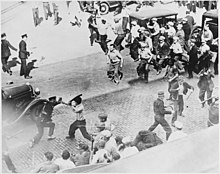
[177,23,183,28]
[122,136,132,144]
[173,36,179,41]
[174,121,183,129]
[158,91,164,96]
[21,34,28,38]
[201,38,206,43]
[70,94,82,104]
[138,27,146,32]
[138,130,150,136]
[167,21,174,26]
[98,113,108,119]
[159,36,165,41]
[77,143,89,151]
[178,75,184,81]
[1,33,6,38]
[131,20,137,25]
[182,18,188,21]
[152,18,157,21]
[101,130,112,138]
[49,96,56,101]
[98,140,106,148]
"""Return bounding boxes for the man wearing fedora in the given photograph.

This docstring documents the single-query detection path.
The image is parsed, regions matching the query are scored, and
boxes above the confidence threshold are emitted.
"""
[29,96,62,148]
[1,33,17,75]
[148,91,173,141]
[19,34,32,79]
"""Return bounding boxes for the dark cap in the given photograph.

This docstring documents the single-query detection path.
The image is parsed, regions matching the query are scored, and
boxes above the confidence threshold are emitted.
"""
[21,34,28,38]
[1,33,6,38]
[70,94,82,104]
[158,91,164,96]
[49,96,56,101]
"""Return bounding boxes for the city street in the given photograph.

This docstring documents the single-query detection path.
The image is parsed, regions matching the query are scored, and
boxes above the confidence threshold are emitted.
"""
[1,1,219,173]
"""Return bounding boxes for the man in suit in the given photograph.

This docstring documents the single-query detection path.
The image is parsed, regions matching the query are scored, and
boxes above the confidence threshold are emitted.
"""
[188,39,198,78]
[1,33,17,75]
[19,34,32,79]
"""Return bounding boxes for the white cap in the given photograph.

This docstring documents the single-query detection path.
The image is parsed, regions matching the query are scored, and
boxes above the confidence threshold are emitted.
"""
[131,20,137,25]
[122,136,132,144]
[101,130,112,138]
[167,21,174,26]
[152,18,157,21]
[174,121,183,129]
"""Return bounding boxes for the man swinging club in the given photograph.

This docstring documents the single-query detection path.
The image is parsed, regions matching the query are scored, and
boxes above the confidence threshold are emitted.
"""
[65,94,93,141]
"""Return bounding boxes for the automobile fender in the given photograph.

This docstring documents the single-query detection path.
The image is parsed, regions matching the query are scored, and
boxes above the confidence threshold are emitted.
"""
[6,98,49,127]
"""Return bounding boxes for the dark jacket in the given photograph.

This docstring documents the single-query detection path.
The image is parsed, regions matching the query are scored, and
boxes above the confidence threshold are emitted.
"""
[87,15,97,28]
[19,40,29,59]
[41,101,60,122]
[1,40,17,58]
[153,98,172,117]
[197,73,214,90]
[182,23,191,41]
[188,45,198,63]
[185,15,195,31]
[156,42,170,57]
[170,81,193,100]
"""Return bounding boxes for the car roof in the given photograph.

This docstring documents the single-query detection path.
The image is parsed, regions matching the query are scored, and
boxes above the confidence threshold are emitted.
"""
[129,9,178,20]
[203,9,218,19]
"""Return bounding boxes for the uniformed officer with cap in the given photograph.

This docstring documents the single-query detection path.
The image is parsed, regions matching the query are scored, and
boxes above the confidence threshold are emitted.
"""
[66,94,93,141]
[30,96,62,147]
[148,91,173,140]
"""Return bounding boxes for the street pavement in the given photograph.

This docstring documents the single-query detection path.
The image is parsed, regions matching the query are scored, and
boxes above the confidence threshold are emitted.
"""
[1,1,219,173]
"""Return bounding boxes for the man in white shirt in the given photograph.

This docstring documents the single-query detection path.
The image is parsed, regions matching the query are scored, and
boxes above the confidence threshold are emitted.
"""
[130,21,140,43]
[120,136,139,159]
[54,150,75,171]
[168,121,187,142]
[166,21,176,45]
[202,25,213,46]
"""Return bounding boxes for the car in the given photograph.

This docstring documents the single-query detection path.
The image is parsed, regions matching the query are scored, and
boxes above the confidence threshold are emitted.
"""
[129,8,178,28]
[191,9,218,51]
[2,83,48,124]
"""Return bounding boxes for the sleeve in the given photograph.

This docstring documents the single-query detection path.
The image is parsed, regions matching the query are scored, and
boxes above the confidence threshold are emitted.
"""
[7,41,17,51]
[158,102,171,115]
[19,41,29,54]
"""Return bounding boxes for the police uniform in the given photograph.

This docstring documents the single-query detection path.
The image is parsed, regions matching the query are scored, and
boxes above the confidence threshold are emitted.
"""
[148,91,172,140]
[31,96,61,147]
[66,94,92,141]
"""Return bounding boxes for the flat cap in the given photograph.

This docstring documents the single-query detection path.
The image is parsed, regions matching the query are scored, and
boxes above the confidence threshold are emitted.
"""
[98,113,108,119]
[152,18,157,21]
[159,36,165,40]
[167,21,174,26]
[101,130,112,138]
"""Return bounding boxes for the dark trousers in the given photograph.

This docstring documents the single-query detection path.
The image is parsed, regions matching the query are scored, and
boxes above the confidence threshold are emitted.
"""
[2,56,10,73]
[137,59,149,81]
[100,35,108,53]
[148,115,172,140]
[172,95,184,123]
[188,61,197,78]
[20,58,28,77]
[114,34,126,51]
[199,88,213,105]
[89,27,99,45]
[69,120,92,141]
[33,121,55,144]
[2,154,16,172]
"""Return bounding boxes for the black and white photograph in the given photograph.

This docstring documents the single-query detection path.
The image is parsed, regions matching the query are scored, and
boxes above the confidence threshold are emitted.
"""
[1,0,219,173]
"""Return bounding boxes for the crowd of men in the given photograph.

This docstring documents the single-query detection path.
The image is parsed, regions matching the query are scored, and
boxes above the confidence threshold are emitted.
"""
[1,1,219,173]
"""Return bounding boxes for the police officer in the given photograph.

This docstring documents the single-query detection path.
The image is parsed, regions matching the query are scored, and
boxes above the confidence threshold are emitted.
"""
[148,91,173,141]
[66,94,93,141]
[30,96,62,148]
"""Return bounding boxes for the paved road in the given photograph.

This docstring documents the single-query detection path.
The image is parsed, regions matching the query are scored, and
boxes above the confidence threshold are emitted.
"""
[1,1,218,173]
